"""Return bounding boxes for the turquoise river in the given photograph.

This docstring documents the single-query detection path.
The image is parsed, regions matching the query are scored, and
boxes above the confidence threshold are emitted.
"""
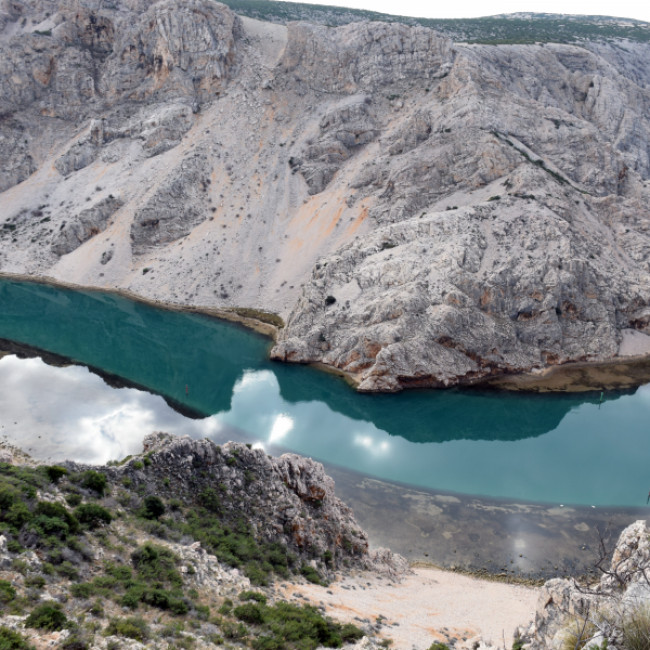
[1,276,650,510]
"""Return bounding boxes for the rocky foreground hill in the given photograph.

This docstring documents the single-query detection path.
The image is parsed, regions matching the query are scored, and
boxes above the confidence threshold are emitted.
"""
[1,431,649,649]
[0,432,406,648]
[2,0,650,390]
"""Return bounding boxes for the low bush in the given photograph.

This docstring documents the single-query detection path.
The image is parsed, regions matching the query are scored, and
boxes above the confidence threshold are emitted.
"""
[24,602,68,631]
[75,503,113,529]
[45,466,68,483]
[60,635,89,650]
[24,575,45,589]
[131,543,182,586]
[234,600,363,649]
[300,564,325,585]
[239,590,267,604]
[79,471,107,496]
[0,580,16,604]
[0,626,34,649]
[105,616,149,642]
[140,495,165,520]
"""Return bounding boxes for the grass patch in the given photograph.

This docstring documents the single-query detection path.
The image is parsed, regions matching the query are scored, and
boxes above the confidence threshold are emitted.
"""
[228,307,285,328]
[622,603,650,650]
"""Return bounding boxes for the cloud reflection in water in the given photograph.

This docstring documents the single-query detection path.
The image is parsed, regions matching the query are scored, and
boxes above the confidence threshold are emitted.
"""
[4,355,650,506]
[0,355,230,464]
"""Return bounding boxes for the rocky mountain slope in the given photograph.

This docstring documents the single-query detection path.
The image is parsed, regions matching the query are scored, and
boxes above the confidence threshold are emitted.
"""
[2,0,650,390]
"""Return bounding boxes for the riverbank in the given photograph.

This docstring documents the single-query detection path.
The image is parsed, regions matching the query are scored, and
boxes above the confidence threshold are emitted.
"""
[3,272,650,394]
[326,465,649,581]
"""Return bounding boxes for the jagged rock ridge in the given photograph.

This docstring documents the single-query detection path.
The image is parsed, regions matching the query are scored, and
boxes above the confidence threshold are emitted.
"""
[2,0,650,390]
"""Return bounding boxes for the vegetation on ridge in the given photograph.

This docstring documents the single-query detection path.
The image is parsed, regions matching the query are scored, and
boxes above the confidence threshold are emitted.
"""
[0,453,364,649]
[220,0,650,44]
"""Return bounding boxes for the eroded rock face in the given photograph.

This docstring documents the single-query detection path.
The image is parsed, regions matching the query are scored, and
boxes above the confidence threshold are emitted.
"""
[279,21,454,94]
[2,1,650,390]
[72,432,376,569]
[525,520,650,650]
[271,180,649,391]
[100,0,239,105]
[52,195,124,255]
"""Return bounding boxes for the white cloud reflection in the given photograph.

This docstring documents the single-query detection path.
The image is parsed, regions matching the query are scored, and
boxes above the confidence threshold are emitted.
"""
[269,414,294,444]
[353,433,390,455]
[0,355,232,464]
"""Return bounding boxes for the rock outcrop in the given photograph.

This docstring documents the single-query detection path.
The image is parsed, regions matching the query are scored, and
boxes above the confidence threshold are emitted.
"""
[2,0,650,389]
[66,432,385,572]
[523,520,650,649]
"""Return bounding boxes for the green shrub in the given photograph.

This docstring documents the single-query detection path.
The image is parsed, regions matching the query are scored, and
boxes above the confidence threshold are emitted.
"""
[253,637,283,650]
[0,626,34,649]
[79,471,107,496]
[234,602,265,625]
[198,488,221,513]
[239,590,267,604]
[90,600,104,617]
[218,598,233,615]
[6,539,22,554]
[60,636,88,650]
[132,461,144,471]
[75,504,113,529]
[70,583,95,599]
[139,588,188,615]
[300,564,325,585]
[34,501,79,535]
[340,623,364,643]
[64,493,82,507]
[140,496,165,520]
[428,644,450,650]
[0,580,16,604]
[56,561,79,580]
[131,543,182,586]
[105,617,149,642]
[5,502,32,529]
[24,602,68,631]
[45,466,68,483]
[24,575,45,589]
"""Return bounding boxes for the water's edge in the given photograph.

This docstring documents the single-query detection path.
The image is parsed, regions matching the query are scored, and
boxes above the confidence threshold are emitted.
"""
[4,271,650,394]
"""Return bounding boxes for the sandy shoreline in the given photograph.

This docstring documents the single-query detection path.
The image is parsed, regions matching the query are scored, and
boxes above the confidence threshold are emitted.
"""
[276,566,540,649]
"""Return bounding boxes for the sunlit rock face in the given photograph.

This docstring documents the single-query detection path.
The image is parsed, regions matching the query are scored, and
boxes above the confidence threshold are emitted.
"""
[2,0,650,389]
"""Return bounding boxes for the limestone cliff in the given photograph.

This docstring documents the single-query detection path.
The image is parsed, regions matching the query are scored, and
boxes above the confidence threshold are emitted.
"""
[2,0,650,390]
